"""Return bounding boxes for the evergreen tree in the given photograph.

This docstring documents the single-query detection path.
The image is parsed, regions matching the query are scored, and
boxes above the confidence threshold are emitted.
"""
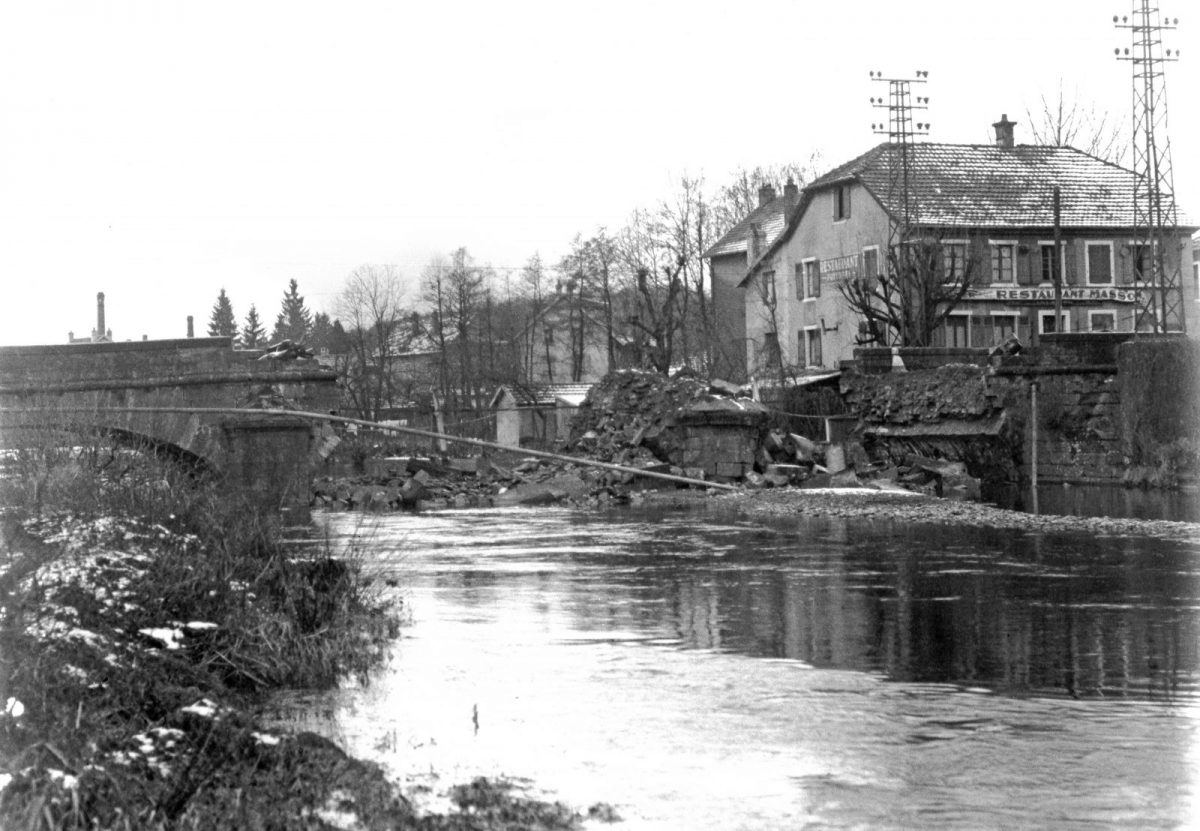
[242,304,266,348]
[309,311,334,353]
[271,278,313,343]
[207,288,238,342]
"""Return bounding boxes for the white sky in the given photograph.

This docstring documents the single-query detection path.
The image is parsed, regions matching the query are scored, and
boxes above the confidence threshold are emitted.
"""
[1,0,1196,346]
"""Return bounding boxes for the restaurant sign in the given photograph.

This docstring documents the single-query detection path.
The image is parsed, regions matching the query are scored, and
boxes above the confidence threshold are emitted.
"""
[821,254,861,282]
[966,286,1140,304]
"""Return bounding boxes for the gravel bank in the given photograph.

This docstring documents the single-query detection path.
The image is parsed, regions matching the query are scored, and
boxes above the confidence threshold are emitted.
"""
[647,486,1200,543]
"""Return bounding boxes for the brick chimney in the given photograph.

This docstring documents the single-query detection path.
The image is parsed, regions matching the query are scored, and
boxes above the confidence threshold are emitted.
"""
[993,113,1016,148]
[748,222,762,261]
[758,184,776,207]
[96,292,106,339]
[783,177,799,202]
[187,315,194,338]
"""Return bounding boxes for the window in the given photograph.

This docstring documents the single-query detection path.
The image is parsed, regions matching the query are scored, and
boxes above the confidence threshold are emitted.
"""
[1131,242,1152,283]
[1086,242,1114,285]
[943,241,969,283]
[1039,311,1071,333]
[990,241,1016,283]
[1039,243,1065,284]
[1089,311,1117,332]
[991,313,1019,344]
[762,331,781,368]
[833,185,850,221]
[804,327,823,367]
[760,270,775,304]
[862,246,880,279]
[941,314,970,347]
[802,259,821,299]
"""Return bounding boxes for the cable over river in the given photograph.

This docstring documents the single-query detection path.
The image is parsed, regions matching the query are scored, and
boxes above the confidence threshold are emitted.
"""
[270,505,1200,829]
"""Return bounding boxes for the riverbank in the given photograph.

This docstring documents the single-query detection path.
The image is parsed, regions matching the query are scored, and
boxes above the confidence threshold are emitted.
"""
[660,486,1200,542]
[0,446,617,829]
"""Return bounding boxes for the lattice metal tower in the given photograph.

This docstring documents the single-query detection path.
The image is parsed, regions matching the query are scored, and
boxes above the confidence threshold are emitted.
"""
[1115,3,1185,333]
[870,70,929,244]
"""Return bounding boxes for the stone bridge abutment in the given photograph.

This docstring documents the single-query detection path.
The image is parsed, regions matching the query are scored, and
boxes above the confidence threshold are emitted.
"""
[0,337,340,520]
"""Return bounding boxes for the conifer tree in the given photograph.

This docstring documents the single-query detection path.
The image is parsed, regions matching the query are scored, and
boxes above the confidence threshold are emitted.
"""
[242,304,266,348]
[207,288,238,342]
[271,278,313,343]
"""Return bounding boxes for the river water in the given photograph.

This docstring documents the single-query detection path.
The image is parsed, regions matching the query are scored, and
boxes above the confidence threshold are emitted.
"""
[273,506,1200,829]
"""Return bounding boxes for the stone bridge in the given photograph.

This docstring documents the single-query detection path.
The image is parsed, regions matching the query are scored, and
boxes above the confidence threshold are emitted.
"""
[0,337,340,518]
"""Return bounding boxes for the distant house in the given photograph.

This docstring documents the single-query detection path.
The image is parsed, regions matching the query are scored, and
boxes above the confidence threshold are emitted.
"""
[513,292,636,385]
[490,383,593,449]
[733,115,1197,378]
[703,182,801,382]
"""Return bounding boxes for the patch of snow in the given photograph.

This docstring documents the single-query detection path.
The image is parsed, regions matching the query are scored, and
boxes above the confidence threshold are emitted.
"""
[4,697,24,718]
[139,627,184,649]
[0,773,10,791]
[180,698,221,719]
[46,769,79,790]
[185,621,218,631]
[252,731,281,746]
[314,790,359,830]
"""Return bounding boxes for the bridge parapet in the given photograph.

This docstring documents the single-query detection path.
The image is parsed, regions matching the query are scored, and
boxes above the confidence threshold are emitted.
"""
[0,337,340,520]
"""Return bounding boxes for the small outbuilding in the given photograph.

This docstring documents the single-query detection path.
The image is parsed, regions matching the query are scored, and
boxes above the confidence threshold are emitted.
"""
[491,383,594,449]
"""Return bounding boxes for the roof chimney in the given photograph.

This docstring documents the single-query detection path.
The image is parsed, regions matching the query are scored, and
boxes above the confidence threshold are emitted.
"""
[187,315,194,338]
[757,184,776,207]
[783,177,799,202]
[96,292,106,341]
[993,113,1016,149]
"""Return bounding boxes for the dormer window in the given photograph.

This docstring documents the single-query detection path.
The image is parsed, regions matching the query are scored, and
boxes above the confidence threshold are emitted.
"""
[833,185,851,221]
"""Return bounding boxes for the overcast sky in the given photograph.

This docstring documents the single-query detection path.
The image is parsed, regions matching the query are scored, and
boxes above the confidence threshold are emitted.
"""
[1,0,1196,346]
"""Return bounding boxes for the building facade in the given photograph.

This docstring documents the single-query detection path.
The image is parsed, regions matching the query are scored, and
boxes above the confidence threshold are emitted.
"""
[733,118,1197,378]
[703,181,800,382]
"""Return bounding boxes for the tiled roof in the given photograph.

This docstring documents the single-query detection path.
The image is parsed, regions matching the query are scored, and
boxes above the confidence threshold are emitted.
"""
[807,142,1195,228]
[703,192,799,258]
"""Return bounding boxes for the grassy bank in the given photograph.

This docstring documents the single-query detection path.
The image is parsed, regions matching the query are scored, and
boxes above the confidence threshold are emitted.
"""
[0,438,612,829]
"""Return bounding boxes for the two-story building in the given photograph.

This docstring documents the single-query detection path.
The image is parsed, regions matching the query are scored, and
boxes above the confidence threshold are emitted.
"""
[723,116,1197,378]
[703,180,801,382]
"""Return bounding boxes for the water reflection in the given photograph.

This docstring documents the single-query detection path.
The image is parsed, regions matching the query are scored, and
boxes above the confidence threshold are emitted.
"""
[289,507,1200,828]
[989,482,1200,522]
[505,512,1200,702]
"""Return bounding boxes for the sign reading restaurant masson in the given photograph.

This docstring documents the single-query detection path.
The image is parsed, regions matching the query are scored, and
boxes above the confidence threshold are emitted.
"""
[964,287,1140,304]
[816,253,1142,305]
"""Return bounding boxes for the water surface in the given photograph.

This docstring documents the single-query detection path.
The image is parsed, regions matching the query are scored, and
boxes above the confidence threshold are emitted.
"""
[273,507,1200,829]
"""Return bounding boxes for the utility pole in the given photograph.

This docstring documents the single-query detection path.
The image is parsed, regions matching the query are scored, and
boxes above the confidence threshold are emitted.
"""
[870,70,930,346]
[1115,3,1185,334]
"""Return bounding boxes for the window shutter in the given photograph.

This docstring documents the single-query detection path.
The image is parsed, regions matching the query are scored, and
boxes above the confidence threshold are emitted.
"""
[814,261,822,298]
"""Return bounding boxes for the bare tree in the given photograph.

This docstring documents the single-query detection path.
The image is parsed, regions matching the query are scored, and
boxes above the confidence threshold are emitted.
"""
[838,237,981,348]
[335,264,412,421]
[709,157,821,239]
[1025,81,1125,164]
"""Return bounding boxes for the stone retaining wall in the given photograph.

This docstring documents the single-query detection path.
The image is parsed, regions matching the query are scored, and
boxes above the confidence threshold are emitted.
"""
[844,335,1199,487]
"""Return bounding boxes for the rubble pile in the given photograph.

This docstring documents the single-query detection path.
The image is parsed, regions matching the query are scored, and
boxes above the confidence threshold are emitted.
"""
[568,370,746,465]
[313,454,643,511]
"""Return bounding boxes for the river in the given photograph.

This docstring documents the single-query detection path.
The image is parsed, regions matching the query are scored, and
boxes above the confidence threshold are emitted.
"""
[272,505,1200,829]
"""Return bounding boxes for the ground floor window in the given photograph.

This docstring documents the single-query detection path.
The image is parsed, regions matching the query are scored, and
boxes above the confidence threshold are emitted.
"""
[1088,310,1117,332]
[801,327,823,367]
[990,313,1019,343]
[941,314,970,347]
[1039,311,1071,334]
[762,331,781,368]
